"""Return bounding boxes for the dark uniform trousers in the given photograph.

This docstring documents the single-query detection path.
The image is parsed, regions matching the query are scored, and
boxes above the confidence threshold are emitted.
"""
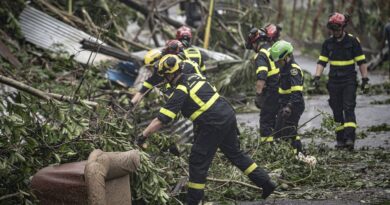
[327,80,357,142]
[275,102,304,153]
[259,88,279,139]
[187,114,270,204]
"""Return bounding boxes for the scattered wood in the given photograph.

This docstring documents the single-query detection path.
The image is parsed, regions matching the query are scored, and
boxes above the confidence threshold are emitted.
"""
[119,0,185,28]
[367,46,389,70]
[0,74,98,107]
[36,0,150,51]
[0,39,22,69]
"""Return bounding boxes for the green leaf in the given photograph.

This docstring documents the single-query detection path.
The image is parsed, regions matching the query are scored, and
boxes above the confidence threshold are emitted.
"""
[54,153,61,163]
[15,153,26,162]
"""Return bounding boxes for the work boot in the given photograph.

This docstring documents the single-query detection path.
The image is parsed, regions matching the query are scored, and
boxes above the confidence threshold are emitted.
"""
[261,180,276,199]
[345,139,355,151]
[335,140,346,149]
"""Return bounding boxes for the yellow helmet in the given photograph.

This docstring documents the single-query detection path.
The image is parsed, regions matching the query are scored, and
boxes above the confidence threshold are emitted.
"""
[157,54,182,76]
[144,49,162,66]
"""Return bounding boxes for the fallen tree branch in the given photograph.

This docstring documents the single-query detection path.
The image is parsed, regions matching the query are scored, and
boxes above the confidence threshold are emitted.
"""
[119,0,185,28]
[206,177,261,190]
[0,74,98,107]
[0,192,19,201]
[0,39,22,69]
[36,0,150,51]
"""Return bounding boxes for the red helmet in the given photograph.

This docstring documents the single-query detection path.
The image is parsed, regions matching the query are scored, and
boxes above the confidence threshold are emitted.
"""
[163,39,185,55]
[245,27,268,49]
[327,12,347,30]
[176,26,192,47]
[264,24,281,41]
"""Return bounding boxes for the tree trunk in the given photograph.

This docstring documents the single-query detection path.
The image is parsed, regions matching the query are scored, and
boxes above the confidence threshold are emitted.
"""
[312,0,325,41]
[290,0,297,37]
[119,0,184,28]
[276,0,284,23]
[356,0,370,49]
[300,0,312,34]
[328,0,334,13]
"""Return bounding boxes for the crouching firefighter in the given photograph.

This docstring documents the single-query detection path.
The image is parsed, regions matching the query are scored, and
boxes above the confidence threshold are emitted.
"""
[135,54,276,204]
[245,24,281,143]
[270,40,305,155]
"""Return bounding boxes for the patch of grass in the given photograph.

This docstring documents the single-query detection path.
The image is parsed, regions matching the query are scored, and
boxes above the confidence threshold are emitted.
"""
[370,98,390,105]
[367,123,390,132]
[369,82,390,95]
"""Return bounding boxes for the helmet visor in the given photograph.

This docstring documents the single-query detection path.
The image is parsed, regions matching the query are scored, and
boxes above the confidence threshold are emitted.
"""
[327,23,342,31]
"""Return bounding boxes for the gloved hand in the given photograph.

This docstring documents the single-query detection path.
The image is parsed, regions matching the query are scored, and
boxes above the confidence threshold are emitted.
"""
[255,93,264,109]
[281,103,292,119]
[312,76,321,90]
[361,77,369,94]
[168,144,181,157]
[134,133,147,149]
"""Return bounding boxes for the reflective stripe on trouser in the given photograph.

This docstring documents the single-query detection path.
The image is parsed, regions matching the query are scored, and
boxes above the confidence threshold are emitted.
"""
[327,81,357,141]
[188,115,270,204]
[275,102,304,154]
[335,124,345,142]
[259,90,279,140]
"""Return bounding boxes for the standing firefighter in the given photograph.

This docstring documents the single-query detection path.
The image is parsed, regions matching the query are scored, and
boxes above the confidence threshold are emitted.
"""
[135,54,276,204]
[270,40,304,155]
[245,24,281,143]
[313,13,369,150]
[176,26,208,72]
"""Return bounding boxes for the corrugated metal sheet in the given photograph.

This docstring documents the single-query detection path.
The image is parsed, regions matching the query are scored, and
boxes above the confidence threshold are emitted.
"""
[19,6,114,64]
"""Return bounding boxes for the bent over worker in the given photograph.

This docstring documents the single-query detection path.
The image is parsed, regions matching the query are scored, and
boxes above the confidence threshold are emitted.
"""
[313,13,369,150]
[245,24,281,143]
[270,40,304,155]
[135,54,276,204]
[130,42,204,106]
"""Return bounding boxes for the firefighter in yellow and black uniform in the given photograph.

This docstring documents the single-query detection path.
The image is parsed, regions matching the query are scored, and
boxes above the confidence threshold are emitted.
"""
[130,40,204,106]
[245,24,281,143]
[135,54,276,204]
[176,26,208,72]
[313,13,369,150]
[270,40,305,154]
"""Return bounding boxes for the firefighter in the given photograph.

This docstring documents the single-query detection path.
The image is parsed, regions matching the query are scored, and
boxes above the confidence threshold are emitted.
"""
[130,41,203,106]
[135,54,276,204]
[245,24,281,143]
[176,26,208,72]
[270,40,304,155]
[313,13,369,150]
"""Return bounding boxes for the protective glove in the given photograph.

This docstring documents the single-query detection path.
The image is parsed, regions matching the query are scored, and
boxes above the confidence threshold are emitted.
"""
[255,93,265,109]
[281,103,292,119]
[361,77,369,94]
[134,133,147,149]
[168,144,181,157]
[312,76,321,90]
